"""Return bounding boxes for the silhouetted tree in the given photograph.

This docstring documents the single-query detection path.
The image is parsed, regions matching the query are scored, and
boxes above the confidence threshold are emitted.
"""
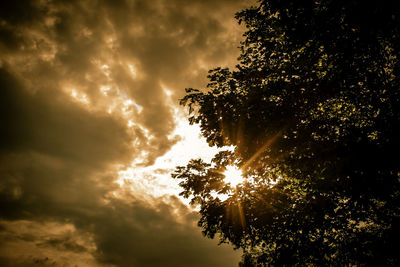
[173,0,400,265]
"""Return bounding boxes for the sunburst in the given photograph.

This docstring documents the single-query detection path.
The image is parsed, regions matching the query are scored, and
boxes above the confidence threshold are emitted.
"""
[223,165,244,187]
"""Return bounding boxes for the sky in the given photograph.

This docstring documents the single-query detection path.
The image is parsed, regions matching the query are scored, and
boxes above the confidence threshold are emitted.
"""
[0,0,255,266]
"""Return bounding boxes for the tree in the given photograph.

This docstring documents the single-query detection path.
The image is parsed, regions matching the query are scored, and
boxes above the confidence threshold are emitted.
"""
[172,0,400,265]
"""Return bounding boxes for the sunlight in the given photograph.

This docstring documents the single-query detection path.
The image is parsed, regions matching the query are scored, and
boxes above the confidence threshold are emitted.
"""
[127,63,137,78]
[224,165,244,187]
[66,87,90,105]
[113,107,237,206]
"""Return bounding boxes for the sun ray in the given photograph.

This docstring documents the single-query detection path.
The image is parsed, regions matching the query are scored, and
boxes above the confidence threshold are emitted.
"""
[241,129,284,171]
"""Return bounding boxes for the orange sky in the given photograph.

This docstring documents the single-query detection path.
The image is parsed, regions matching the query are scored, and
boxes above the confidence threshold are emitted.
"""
[0,0,255,266]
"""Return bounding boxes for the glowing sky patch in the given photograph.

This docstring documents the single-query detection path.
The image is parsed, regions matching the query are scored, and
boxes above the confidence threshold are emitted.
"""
[116,109,224,202]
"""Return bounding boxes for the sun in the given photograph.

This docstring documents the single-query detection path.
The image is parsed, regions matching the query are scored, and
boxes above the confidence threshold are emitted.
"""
[223,165,244,187]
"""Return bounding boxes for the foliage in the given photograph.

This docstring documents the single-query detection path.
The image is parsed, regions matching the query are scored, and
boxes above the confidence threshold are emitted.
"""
[173,0,400,265]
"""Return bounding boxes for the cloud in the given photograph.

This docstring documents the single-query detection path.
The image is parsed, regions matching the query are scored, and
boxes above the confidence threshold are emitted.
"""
[0,0,253,266]
[0,67,133,167]
[0,197,240,267]
[0,220,102,267]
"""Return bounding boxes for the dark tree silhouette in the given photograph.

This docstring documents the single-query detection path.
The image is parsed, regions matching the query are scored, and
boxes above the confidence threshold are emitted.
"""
[173,0,400,265]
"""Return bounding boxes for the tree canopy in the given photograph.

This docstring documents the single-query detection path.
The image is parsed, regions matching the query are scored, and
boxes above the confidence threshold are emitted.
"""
[172,0,400,265]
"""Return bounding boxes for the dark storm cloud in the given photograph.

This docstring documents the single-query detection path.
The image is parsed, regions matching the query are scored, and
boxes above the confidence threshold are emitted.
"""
[82,196,239,267]
[0,67,132,166]
[0,0,252,266]
[0,197,239,267]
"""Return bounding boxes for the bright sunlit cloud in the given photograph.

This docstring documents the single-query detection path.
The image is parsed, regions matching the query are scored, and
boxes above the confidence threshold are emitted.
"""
[224,165,244,187]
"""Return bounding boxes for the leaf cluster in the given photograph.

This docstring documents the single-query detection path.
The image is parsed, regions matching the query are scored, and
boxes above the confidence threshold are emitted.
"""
[174,0,400,265]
